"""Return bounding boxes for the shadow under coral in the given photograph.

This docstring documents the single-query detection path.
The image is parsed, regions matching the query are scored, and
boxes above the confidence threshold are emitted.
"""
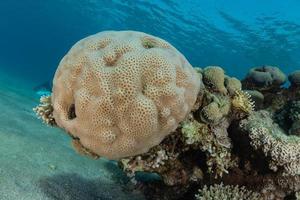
[37,172,138,200]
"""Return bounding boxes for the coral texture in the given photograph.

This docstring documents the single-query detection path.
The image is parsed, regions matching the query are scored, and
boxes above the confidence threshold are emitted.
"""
[33,95,56,126]
[231,90,254,115]
[240,110,300,176]
[119,66,243,184]
[224,76,242,95]
[275,100,300,136]
[51,31,200,159]
[202,66,227,94]
[181,119,235,177]
[244,90,264,109]
[195,183,263,200]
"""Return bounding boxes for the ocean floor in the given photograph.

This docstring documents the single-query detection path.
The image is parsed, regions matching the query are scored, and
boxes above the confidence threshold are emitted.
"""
[0,72,145,200]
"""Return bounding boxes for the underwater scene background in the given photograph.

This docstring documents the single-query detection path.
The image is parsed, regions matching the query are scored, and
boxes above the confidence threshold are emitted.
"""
[0,0,300,200]
[1,0,300,85]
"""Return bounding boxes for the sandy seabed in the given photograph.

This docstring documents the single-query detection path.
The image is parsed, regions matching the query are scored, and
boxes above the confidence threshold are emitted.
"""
[0,73,145,200]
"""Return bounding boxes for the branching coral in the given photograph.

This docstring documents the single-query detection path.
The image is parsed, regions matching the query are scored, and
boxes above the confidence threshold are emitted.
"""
[195,183,263,200]
[240,110,300,176]
[33,95,56,126]
[181,119,208,145]
[181,119,235,178]
[119,133,189,186]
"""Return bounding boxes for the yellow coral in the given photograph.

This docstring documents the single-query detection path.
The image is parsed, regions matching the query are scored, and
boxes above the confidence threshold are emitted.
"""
[33,95,56,126]
[232,90,254,114]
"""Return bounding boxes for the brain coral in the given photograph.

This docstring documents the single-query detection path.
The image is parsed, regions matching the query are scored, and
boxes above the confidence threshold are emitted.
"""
[51,31,200,159]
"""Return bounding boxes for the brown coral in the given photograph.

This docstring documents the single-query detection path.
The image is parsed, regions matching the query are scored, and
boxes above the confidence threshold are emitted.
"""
[51,31,200,159]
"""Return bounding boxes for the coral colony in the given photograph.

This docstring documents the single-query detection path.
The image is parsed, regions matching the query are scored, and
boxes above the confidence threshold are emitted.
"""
[34,31,300,200]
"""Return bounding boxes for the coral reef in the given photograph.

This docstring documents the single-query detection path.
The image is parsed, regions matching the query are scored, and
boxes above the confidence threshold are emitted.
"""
[118,66,245,189]
[118,67,300,200]
[195,183,263,200]
[181,119,236,178]
[50,31,200,159]
[239,110,300,176]
[33,95,56,126]
[33,32,300,200]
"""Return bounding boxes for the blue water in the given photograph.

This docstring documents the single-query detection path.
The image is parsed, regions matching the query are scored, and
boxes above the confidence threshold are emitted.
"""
[0,0,299,86]
[0,1,300,199]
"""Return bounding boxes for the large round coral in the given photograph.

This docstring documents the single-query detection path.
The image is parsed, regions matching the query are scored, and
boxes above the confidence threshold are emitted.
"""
[51,31,200,159]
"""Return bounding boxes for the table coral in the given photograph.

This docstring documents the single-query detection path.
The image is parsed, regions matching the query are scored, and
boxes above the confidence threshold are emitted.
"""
[50,31,200,159]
